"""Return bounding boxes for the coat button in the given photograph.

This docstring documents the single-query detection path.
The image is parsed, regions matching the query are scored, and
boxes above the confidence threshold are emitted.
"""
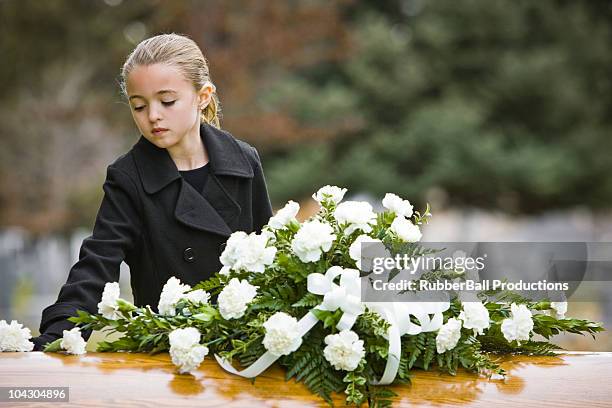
[183,247,195,263]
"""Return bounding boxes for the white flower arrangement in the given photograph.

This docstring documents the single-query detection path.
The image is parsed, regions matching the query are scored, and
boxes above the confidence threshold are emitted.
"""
[37,186,602,407]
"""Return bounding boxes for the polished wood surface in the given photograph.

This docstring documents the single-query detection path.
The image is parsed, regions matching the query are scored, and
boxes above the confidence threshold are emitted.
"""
[0,351,611,407]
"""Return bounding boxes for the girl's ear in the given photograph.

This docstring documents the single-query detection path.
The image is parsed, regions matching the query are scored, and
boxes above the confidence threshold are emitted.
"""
[198,81,216,109]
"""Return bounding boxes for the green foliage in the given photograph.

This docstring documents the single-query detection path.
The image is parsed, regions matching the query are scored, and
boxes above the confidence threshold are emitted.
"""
[366,386,397,408]
[312,308,344,330]
[251,281,299,311]
[236,336,266,368]
[532,315,605,339]
[193,275,226,295]
[282,326,345,405]
[448,335,505,376]
[292,292,321,308]
[344,370,367,406]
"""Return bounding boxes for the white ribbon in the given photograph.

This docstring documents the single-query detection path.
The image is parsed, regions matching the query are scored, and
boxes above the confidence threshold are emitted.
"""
[307,266,364,330]
[366,300,450,385]
[215,311,319,378]
[215,266,364,378]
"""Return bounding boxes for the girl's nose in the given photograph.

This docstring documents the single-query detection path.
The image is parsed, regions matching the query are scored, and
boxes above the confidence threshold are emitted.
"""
[148,106,162,122]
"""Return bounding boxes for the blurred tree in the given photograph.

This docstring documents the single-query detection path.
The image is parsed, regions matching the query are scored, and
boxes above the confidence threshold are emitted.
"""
[264,0,612,214]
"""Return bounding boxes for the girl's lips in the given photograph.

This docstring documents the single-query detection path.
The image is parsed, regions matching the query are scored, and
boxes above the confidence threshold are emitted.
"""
[152,128,169,135]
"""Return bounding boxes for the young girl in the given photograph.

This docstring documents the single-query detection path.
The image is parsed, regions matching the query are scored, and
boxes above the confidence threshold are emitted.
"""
[31,33,273,350]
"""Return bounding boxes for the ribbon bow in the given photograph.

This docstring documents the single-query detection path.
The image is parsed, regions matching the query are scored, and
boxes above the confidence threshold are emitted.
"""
[307,266,364,330]
[215,266,364,378]
[366,298,450,385]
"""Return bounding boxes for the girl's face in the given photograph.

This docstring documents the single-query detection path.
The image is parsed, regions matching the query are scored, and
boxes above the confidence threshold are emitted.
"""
[126,63,209,150]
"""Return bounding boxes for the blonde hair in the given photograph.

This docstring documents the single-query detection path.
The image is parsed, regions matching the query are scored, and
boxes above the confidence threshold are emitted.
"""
[120,33,222,129]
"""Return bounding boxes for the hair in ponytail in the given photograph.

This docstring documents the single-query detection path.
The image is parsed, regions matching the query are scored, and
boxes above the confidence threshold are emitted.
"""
[120,33,222,128]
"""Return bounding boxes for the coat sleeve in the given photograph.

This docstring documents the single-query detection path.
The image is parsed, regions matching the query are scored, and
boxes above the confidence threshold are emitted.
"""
[250,146,273,233]
[32,165,142,350]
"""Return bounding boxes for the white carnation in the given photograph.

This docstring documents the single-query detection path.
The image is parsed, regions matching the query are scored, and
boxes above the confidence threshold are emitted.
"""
[458,302,490,336]
[169,327,200,349]
[312,185,347,205]
[158,276,191,316]
[262,312,302,356]
[349,234,384,271]
[334,201,377,235]
[219,231,248,275]
[97,282,122,320]
[60,327,87,355]
[550,301,567,319]
[436,318,462,353]
[169,327,208,374]
[290,220,336,263]
[184,289,210,305]
[501,303,534,344]
[389,216,422,242]
[236,233,277,273]
[323,330,365,371]
[0,320,34,352]
[218,278,258,320]
[382,193,413,218]
[268,200,300,230]
[170,346,208,374]
[219,231,276,275]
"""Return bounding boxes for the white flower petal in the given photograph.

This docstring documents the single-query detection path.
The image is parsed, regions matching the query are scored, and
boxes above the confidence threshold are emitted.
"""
[290,220,336,263]
[382,193,413,218]
[312,185,347,205]
[218,278,258,319]
[61,327,87,355]
[0,320,34,352]
[262,312,302,356]
[323,330,365,371]
[390,216,422,243]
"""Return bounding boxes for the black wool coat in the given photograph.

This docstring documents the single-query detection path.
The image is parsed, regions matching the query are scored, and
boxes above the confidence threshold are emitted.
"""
[33,123,273,350]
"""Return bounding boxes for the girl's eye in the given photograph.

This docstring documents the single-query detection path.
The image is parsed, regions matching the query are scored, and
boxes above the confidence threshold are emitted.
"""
[162,100,176,106]
[134,106,145,111]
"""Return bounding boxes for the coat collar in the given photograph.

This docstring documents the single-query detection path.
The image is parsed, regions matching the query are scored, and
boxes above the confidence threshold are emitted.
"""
[132,122,254,195]
[131,123,253,238]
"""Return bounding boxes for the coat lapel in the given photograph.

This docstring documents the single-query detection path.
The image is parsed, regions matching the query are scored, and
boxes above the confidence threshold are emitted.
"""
[132,123,254,237]
[174,175,236,237]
